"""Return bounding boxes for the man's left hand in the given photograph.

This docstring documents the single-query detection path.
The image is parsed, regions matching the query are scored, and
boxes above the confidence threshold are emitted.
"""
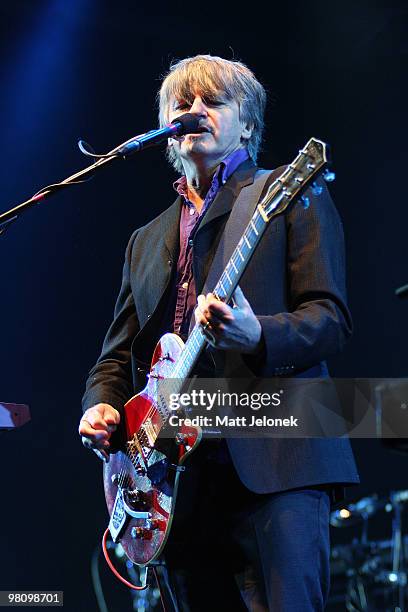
[194,285,262,353]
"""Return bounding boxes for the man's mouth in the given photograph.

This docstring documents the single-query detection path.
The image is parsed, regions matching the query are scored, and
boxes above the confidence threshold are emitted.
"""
[175,127,212,142]
[191,126,211,135]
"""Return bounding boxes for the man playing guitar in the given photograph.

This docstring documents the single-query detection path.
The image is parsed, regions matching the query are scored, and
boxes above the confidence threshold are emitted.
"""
[79,54,359,611]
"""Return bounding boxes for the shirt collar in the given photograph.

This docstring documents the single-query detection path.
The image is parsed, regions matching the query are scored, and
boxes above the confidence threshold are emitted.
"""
[173,147,249,200]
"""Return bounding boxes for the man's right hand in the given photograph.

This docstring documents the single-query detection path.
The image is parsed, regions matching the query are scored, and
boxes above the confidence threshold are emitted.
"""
[78,403,121,463]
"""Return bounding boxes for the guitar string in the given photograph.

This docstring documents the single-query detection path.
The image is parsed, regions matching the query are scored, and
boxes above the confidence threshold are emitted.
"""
[116,374,180,493]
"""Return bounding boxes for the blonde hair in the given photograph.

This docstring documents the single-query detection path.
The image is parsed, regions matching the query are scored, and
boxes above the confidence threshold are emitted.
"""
[158,54,266,173]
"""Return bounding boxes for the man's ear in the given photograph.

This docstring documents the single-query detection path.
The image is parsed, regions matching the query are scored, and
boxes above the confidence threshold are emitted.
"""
[241,122,253,141]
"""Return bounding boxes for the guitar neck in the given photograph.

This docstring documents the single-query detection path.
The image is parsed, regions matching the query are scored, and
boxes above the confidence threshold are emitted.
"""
[170,191,284,381]
[169,137,329,383]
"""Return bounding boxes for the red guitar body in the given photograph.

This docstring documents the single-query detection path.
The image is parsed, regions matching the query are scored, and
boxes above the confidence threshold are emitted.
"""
[103,333,201,565]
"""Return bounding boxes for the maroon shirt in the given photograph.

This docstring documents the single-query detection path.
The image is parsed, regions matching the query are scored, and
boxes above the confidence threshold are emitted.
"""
[172,148,249,339]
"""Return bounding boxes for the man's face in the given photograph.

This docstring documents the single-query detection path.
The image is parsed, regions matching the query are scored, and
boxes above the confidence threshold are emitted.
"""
[166,91,252,168]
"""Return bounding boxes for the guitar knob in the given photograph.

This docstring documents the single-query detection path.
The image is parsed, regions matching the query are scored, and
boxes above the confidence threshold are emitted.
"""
[175,432,188,446]
[145,518,166,531]
[150,519,166,531]
[131,526,153,540]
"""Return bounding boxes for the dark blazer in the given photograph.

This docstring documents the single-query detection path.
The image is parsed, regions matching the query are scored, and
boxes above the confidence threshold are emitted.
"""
[82,159,359,493]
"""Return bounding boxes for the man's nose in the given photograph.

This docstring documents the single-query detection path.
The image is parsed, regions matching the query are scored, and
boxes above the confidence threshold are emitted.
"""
[189,97,208,116]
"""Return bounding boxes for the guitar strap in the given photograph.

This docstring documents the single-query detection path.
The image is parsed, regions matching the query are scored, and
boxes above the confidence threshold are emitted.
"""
[201,168,275,299]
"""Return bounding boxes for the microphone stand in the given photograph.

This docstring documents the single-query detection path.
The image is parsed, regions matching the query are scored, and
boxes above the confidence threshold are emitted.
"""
[0,134,140,236]
[0,113,199,235]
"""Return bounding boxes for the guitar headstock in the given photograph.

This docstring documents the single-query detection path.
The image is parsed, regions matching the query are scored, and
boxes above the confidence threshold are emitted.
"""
[260,138,334,221]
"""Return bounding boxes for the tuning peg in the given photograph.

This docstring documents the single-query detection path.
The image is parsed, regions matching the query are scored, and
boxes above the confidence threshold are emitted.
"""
[300,195,310,209]
[322,169,336,182]
[311,182,323,196]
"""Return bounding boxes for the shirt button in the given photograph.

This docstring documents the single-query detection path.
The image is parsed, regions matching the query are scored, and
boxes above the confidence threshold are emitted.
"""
[188,239,193,247]
[182,282,188,289]
[189,208,195,216]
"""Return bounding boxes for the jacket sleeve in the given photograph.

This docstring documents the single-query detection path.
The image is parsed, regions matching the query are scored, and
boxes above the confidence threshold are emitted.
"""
[248,179,353,376]
[81,230,140,414]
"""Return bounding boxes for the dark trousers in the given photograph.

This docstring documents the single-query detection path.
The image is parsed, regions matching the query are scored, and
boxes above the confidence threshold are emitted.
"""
[160,441,331,612]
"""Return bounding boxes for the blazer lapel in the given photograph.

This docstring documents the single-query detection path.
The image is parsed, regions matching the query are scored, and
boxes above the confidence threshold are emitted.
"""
[162,196,182,262]
[132,197,181,333]
[195,159,257,235]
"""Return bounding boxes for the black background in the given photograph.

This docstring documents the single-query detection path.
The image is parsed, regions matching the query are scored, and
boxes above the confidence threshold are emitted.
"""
[0,1,407,609]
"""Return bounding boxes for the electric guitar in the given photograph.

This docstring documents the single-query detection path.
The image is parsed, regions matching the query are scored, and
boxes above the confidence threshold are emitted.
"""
[104,138,333,566]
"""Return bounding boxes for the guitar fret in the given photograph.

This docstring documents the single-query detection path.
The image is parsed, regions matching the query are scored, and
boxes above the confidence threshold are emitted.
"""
[216,278,223,293]
[248,228,256,243]
[250,219,259,236]
[237,246,245,261]
[244,234,252,249]
[225,269,232,285]
[231,257,238,273]
[255,211,265,230]
[188,346,194,361]
[175,327,206,380]
[185,352,191,366]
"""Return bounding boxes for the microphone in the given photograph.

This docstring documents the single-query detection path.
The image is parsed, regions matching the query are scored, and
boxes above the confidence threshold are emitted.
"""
[117,113,200,157]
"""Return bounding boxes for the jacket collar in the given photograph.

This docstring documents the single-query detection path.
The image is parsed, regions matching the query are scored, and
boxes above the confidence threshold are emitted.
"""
[158,158,257,259]
[196,158,257,235]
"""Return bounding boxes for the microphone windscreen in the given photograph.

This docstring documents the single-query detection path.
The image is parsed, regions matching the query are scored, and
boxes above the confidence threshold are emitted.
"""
[171,113,200,135]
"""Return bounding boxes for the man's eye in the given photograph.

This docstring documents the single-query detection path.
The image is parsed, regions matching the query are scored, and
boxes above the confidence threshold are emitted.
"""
[204,99,224,106]
[175,101,189,110]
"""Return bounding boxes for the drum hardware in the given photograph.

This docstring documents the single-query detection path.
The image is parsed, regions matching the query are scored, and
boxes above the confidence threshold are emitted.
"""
[330,490,408,610]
